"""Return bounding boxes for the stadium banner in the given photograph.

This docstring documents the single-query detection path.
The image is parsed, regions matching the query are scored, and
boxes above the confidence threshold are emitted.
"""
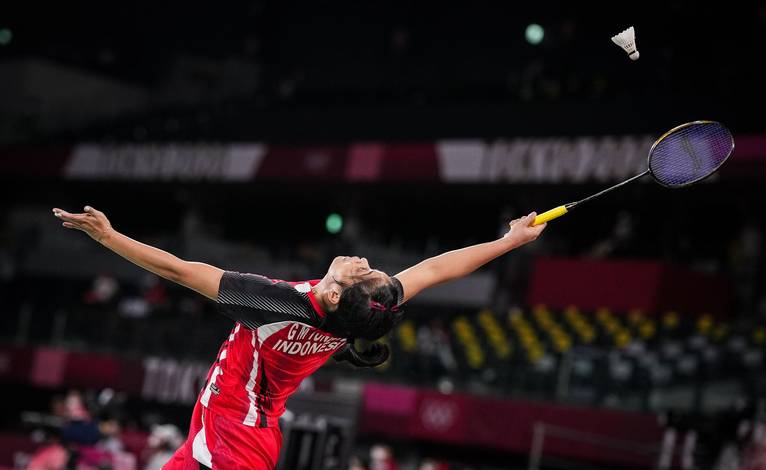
[360,383,663,467]
[141,357,210,405]
[3,134,764,182]
[64,143,266,181]
[0,345,208,405]
[436,136,654,183]
[528,258,730,316]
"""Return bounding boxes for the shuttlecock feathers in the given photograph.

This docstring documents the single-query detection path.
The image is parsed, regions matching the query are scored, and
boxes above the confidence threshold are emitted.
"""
[611,26,639,60]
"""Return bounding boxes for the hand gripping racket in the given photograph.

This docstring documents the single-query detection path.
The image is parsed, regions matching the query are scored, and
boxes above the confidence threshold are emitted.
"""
[533,121,735,226]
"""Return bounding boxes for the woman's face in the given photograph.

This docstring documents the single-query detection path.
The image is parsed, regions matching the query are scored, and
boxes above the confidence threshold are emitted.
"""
[327,256,389,288]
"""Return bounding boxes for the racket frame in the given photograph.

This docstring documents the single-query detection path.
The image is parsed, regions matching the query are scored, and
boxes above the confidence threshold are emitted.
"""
[648,120,735,189]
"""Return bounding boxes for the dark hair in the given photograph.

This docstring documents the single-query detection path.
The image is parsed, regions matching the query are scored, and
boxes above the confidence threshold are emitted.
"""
[324,277,405,368]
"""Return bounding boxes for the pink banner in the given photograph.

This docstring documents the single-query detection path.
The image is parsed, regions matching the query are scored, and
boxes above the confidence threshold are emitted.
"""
[257,145,348,180]
[0,345,197,403]
[360,383,663,467]
[528,258,729,316]
[379,142,439,181]
[31,348,68,387]
[0,147,70,177]
[0,432,37,468]
[65,352,121,389]
[408,393,469,444]
[729,135,766,162]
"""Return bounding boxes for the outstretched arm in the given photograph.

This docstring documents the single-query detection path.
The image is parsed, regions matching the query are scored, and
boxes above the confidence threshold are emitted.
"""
[52,206,224,300]
[395,212,545,303]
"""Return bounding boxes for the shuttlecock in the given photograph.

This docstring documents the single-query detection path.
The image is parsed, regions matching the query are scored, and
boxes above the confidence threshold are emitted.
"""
[611,26,639,60]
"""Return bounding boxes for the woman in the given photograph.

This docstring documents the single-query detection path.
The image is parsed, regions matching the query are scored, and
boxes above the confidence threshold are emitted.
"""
[52,205,546,469]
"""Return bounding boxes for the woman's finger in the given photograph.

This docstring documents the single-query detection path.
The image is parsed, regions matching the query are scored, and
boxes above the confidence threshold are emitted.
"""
[62,222,79,229]
[57,211,87,223]
[56,213,78,222]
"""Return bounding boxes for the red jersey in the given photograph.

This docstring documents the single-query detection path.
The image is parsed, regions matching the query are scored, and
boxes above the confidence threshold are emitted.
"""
[199,271,347,428]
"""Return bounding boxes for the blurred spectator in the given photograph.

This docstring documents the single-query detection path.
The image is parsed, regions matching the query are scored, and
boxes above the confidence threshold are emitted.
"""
[117,274,168,319]
[178,295,204,319]
[417,319,456,379]
[713,401,763,470]
[98,418,123,454]
[97,415,137,470]
[118,296,150,319]
[369,444,398,470]
[61,390,100,446]
[728,223,763,312]
[27,389,141,470]
[657,410,686,470]
[27,433,69,470]
[714,445,741,470]
[84,274,119,305]
[143,424,183,470]
[589,211,637,258]
[419,459,450,470]
[348,455,368,470]
[742,421,766,469]
[141,273,168,310]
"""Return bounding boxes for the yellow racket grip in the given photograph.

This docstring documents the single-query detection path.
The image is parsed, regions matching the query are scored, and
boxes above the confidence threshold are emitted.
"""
[533,205,568,225]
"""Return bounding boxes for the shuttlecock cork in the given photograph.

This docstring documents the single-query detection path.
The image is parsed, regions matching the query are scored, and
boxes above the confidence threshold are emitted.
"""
[611,26,639,60]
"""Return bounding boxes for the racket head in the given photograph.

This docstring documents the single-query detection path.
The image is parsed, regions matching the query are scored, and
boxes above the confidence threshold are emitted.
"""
[648,121,734,188]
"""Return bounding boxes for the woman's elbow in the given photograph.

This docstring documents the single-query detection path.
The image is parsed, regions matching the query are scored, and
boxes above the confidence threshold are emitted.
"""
[164,260,188,284]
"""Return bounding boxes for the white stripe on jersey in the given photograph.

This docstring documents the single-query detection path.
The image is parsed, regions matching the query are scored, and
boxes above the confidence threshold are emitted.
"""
[192,409,213,467]
[257,320,313,345]
[243,329,261,427]
[200,365,221,408]
[242,321,312,426]
[201,324,237,408]
[229,323,241,341]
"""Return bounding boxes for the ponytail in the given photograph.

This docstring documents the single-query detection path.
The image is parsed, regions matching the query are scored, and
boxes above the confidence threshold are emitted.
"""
[332,340,390,368]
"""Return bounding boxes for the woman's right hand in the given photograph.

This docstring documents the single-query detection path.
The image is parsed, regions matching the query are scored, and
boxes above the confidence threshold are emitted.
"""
[52,206,113,243]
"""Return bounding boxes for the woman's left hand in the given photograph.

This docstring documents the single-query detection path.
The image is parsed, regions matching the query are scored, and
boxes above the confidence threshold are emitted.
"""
[503,212,546,246]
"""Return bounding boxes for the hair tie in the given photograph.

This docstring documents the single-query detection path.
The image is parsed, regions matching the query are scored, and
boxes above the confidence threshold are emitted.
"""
[369,301,386,311]
[369,300,401,313]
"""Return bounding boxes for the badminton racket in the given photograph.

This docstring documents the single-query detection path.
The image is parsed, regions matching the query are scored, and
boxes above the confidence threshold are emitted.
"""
[533,120,735,225]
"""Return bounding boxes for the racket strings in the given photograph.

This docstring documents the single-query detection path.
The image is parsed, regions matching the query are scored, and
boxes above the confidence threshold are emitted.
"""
[649,122,733,187]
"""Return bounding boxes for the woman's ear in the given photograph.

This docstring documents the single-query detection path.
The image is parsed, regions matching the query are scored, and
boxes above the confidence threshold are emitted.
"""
[328,284,342,307]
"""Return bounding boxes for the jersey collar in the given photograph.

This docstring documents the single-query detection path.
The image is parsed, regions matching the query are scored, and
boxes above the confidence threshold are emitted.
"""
[306,279,326,318]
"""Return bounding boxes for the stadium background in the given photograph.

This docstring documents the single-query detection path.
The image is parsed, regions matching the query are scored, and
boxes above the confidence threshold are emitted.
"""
[0,1,764,469]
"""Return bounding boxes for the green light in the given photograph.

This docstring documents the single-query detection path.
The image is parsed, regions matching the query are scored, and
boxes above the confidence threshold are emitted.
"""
[525,24,544,45]
[326,213,343,234]
[0,29,12,46]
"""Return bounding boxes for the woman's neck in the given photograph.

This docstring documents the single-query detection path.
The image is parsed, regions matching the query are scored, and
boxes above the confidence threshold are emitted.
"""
[311,281,335,314]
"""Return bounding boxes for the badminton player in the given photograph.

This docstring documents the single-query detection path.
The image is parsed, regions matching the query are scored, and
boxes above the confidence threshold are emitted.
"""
[52,205,546,469]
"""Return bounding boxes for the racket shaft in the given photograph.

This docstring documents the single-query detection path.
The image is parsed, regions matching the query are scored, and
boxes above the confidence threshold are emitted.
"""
[533,205,568,225]
[534,171,649,225]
